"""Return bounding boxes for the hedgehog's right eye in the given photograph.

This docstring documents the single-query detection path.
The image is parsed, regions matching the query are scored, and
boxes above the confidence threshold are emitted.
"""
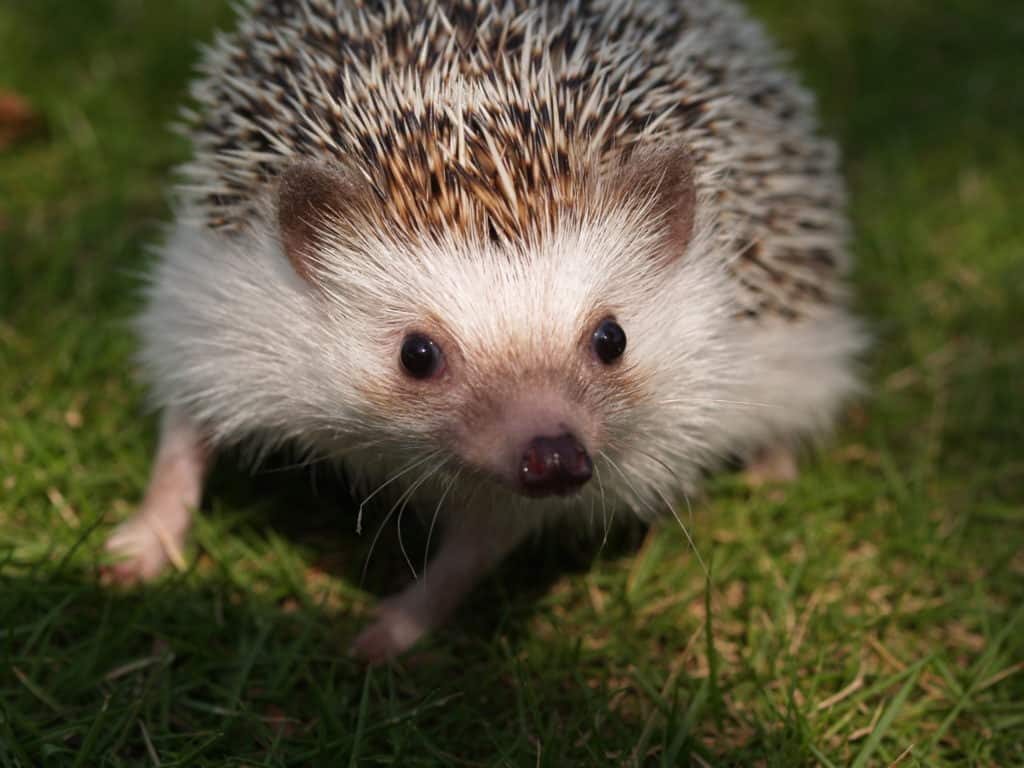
[400,333,445,380]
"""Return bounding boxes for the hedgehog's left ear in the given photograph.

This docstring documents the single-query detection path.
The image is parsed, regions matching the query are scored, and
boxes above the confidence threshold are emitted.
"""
[626,144,697,263]
[276,160,363,282]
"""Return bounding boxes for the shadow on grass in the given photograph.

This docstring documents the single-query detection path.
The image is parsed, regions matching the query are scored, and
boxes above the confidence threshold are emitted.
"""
[2,460,658,765]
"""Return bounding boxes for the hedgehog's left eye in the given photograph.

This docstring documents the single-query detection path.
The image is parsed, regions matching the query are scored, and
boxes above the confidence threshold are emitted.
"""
[400,333,445,379]
[592,319,627,364]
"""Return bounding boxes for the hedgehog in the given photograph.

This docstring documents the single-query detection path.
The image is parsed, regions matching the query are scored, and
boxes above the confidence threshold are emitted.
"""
[104,0,865,662]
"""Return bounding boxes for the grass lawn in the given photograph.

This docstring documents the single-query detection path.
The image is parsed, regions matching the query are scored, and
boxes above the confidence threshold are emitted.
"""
[1,1,1022,765]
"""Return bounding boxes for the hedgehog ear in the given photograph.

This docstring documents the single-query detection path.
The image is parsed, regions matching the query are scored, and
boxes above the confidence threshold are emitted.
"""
[628,145,696,263]
[276,161,362,281]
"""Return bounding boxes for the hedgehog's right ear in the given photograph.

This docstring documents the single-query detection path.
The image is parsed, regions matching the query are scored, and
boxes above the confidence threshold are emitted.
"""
[276,161,362,282]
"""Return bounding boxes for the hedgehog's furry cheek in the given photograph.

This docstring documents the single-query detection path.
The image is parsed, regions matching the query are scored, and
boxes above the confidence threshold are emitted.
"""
[347,370,457,447]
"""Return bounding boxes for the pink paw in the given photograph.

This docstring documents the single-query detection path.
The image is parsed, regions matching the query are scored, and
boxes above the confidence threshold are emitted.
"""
[101,516,184,585]
[350,600,429,664]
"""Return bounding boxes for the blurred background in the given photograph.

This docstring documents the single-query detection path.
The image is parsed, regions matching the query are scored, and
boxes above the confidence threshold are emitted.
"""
[1,1,1021,765]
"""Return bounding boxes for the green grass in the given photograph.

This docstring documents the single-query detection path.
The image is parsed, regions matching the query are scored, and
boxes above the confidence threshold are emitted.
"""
[1,0,1022,765]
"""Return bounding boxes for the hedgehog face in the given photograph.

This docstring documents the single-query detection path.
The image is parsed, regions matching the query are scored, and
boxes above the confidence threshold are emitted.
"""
[308,220,715,505]
[359,242,628,498]
[275,149,727,504]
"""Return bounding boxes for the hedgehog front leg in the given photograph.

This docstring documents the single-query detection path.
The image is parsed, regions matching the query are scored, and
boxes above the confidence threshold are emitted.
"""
[103,411,210,583]
[351,513,527,664]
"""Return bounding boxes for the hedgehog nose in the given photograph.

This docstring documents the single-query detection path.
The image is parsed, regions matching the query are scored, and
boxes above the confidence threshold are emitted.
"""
[519,433,593,496]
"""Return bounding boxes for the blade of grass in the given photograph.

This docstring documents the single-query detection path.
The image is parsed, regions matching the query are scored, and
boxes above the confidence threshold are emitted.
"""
[347,665,373,768]
[921,602,1024,757]
[850,655,930,768]
[72,694,111,768]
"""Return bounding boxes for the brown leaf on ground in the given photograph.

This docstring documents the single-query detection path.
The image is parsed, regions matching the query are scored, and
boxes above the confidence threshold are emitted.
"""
[0,90,44,149]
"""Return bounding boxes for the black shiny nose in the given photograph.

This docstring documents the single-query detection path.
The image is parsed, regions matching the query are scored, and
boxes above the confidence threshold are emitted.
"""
[519,433,593,496]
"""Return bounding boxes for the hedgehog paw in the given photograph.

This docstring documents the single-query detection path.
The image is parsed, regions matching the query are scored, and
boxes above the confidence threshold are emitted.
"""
[102,514,185,585]
[350,599,429,664]
[743,445,799,487]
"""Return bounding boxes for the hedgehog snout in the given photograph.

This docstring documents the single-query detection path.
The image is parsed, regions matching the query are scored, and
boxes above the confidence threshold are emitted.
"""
[518,433,593,497]
[455,387,598,496]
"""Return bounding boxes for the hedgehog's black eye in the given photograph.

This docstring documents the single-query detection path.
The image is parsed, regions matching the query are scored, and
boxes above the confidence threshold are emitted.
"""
[592,319,627,364]
[400,333,444,379]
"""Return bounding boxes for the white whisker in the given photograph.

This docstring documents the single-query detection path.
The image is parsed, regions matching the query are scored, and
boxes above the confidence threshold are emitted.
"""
[652,484,707,577]
[632,447,709,576]
[396,458,446,580]
[600,450,707,576]
[355,451,438,534]
[592,462,611,556]
[422,467,461,583]
[586,477,596,532]
[359,454,440,586]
